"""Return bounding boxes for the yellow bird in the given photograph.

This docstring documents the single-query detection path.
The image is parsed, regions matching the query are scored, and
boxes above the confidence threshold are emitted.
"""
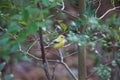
[45,35,65,49]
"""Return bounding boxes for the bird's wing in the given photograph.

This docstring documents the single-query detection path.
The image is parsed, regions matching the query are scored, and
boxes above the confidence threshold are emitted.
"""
[44,39,60,48]
[49,39,60,46]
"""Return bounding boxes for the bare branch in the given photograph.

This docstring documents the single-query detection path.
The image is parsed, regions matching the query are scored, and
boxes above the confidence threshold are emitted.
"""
[61,61,78,80]
[63,43,72,48]
[64,51,78,58]
[59,48,78,80]
[59,49,64,62]
[61,0,65,10]
[95,0,120,19]
[98,6,120,19]
[23,51,40,60]
[38,27,51,80]
[51,64,57,80]
[56,8,78,19]
[95,0,101,17]
[86,70,97,79]
[27,38,39,53]
[19,42,60,63]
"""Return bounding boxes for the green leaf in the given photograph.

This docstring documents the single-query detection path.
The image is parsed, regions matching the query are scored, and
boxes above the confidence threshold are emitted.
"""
[67,31,79,42]
[0,62,6,71]
[2,55,10,62]
[22,9,29,22]
[25,7,39,16]
[34,0,40,4]
[42,0,49,7]
[28,23,38,34]
[21,55,31,61]
[58,22,67,31]
[17,29,27,43]
[8,22,21,33]
[76,18,84,26]
[9,42,19,53]
[0,37,9,45]
[18,21,28,26]
[93,58,99,66]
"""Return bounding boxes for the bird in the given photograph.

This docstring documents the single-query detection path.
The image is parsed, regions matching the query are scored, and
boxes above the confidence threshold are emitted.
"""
[45,35,65,49]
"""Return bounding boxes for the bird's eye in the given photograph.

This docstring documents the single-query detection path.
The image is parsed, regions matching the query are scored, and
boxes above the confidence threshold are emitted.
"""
[61,36,63,38]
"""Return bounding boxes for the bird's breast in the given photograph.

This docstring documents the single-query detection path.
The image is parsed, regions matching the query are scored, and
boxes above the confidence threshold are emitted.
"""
[53,41,65,49]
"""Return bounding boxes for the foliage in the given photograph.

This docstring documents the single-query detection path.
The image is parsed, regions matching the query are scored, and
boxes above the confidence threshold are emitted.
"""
[94,64,111,80]
[0,0,120,80]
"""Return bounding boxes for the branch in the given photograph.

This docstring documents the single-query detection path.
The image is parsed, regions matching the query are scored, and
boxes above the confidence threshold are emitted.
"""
[27,38,39,53]
[98,6,120,19]
[63,43,72,48]
[1,25,78,80]
[19,45,41,60]
[61,61,78,80]
[58,49,78,80]
[38,27,51,80]
[95,0,101,17]
[51,64,57,80]
[61,0,65,10]
[19,45,60,63]
[56,8,78,19]
[64,51,78,58]
[95,0,120,19]
[86,70,97,79]
[19,38,78,80]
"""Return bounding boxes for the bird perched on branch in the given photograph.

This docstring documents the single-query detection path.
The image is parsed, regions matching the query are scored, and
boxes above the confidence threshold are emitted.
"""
[45,35,65,49]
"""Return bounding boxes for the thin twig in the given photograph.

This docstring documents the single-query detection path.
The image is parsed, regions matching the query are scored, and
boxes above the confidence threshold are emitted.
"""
[19,45,60,63]
[64,52,78,58]
[56,8,78,19]
[63,43,72,48]
[61,0,65,10]
[19,48,40,60]
[86,70,97,79]
[61,62,78,80]
[51,64,57,80]
[59,48,78,80]
[95,0,101,18]
[27,38,39,52]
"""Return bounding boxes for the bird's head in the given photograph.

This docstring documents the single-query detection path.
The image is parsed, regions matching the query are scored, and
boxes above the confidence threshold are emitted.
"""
[57,35,65,41]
